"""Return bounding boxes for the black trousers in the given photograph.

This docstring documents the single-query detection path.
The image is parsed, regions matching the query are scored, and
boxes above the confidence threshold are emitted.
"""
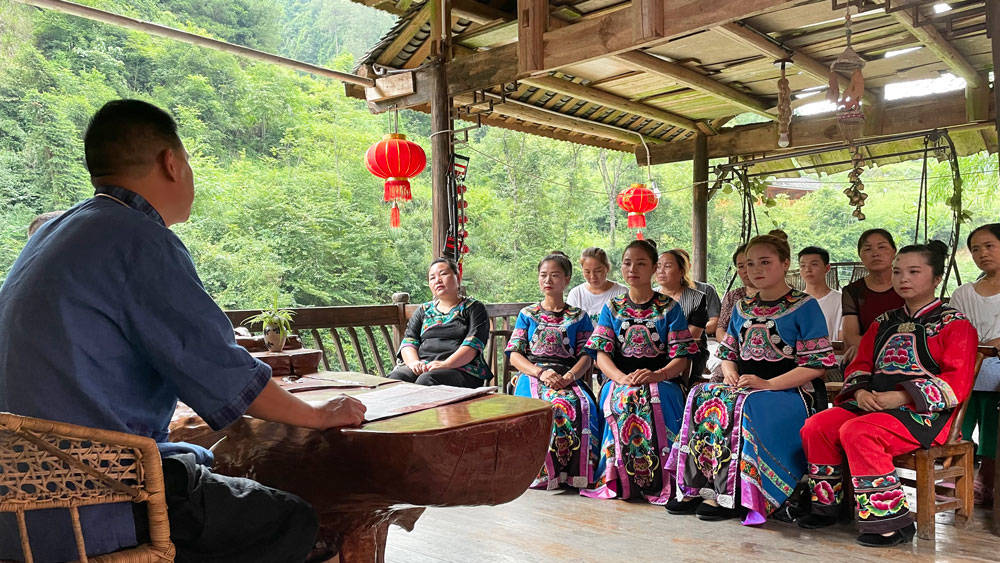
[387,365,482,388]
[134,453,318,563]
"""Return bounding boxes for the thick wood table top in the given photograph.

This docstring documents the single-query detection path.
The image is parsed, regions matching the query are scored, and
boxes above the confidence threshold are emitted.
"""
[169,372,553,514]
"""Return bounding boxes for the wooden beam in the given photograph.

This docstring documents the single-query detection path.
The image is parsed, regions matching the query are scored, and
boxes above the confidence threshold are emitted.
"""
[519,75,701,132]
[17,0,375,88]
[469,110,633,151]
[451,0,512,24]
[614,50,774,120]
[377,2,433,65]
[531,0,798,73]
[692,132,709,282]
[518,0,547,75]
[714,22,878,107]
[636,90,992,164]
[891,9,985,88]
[456,93,660,146]
[633,0,665,45]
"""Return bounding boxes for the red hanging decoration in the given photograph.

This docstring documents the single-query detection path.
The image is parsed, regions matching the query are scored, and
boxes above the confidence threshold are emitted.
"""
[365,133,426,228]
[616,183,658,239]
[389,202,401,228]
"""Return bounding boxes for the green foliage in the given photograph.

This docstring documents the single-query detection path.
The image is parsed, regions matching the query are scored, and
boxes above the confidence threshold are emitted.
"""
[241,293,296,337]
[0,0,998,307]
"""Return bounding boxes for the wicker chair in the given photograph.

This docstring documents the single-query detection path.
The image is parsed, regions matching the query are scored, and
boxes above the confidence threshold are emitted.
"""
[0,413,174,562]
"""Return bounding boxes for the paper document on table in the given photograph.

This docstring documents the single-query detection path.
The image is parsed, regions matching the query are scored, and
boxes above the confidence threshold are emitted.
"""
[351,384,496,421]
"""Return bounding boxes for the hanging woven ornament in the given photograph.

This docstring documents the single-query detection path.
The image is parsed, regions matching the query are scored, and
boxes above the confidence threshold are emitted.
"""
[616,183,658,240]
[830,10,866,144]
[776,59,793,148]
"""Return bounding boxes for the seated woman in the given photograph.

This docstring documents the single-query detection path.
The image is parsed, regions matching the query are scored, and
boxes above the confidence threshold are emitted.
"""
[507,252,599,489]
[668,233,835,522]
[842,229,905,362]
[710,243,758,381]
[797,241,979,547]
[582,240,697,504]
[567,246,628,325]
[656,249,709,382]
[952,223,1000,506]
[388,258,492,388]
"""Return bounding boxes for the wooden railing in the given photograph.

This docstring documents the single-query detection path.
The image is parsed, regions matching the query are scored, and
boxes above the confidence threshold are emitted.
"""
[227,294,530,385]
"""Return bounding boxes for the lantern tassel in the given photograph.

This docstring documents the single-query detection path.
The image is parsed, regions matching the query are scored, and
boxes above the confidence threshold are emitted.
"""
[390,203,401,228]
[636,230,645,240]
[627,213,646,229]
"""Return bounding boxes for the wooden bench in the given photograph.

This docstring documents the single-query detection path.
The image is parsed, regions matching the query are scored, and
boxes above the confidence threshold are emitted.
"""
[227,295,529,389]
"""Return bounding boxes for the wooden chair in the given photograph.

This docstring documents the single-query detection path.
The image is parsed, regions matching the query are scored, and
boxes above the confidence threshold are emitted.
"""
[0,413,174,562]
[891,350,989,540]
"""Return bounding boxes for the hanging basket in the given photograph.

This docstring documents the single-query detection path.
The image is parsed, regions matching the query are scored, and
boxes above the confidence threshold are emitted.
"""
[837,109,865,143]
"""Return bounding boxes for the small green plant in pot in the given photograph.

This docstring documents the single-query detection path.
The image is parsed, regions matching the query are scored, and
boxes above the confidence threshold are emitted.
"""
[242,296,296,353]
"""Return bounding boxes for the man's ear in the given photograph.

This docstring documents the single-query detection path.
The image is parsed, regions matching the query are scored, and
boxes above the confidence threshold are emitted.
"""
[160,147,180,182]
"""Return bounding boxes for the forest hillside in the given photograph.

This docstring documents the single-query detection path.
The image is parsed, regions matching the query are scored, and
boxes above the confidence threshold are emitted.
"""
[1,0,996,308]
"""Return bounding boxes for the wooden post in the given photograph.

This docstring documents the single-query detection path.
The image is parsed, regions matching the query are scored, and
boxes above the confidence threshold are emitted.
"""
[430,0,453,259]
[692,132,709,282]
[517,0,546,75]
[989,1,1000,176]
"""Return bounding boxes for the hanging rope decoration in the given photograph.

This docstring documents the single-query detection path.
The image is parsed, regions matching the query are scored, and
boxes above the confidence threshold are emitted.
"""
[616,183,658,240]
[364,111,427,228]
[776,59,792,148]
[828,8,868,220]
[444,154,471,278]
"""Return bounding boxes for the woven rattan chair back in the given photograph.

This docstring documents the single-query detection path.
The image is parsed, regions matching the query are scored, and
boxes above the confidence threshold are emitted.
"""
[0,412,174,562]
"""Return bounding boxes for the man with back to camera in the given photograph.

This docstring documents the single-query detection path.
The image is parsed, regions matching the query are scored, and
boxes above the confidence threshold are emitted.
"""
[0,99,366,562]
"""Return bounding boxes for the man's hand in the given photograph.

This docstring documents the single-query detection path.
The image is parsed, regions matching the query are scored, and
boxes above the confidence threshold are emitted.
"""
[854,389,881,412]
[312,395,367,429]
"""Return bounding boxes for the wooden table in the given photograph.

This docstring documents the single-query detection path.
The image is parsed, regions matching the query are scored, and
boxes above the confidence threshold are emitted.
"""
[169,372,553,562]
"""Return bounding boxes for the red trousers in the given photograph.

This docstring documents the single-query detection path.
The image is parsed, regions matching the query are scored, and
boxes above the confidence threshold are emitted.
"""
[800,407,945,533]
[801,407,944,475]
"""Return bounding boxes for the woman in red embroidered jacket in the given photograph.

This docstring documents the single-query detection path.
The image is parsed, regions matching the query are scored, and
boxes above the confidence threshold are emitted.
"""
[796,240,979,547]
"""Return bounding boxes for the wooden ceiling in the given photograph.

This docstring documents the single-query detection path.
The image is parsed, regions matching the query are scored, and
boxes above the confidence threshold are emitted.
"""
[345,0,996,169]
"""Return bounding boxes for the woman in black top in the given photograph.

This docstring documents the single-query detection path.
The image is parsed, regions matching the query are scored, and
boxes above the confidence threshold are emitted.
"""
[388,259,492,387]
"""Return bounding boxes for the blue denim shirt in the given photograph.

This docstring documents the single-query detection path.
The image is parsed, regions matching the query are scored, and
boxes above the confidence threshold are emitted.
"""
[0,186,271,561]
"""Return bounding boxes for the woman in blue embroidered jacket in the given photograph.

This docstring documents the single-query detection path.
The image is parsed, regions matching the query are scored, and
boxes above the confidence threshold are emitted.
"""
[582,239,697,504]
[507,252,599,489]
[388,258,492,388]
[798,241,979,547]
[667,233,835,523]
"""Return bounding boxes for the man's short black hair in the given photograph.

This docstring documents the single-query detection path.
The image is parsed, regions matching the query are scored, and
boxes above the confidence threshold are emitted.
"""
[797,246,831,265]
[84,99,182,178]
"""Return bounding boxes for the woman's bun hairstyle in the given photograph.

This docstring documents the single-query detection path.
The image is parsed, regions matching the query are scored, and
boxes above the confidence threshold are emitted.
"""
[897,240,949,277]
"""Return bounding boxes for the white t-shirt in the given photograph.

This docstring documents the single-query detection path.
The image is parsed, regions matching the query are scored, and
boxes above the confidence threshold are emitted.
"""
[814,289,843,341]
[567,282,628,320]
[951,282,1000,391]
[951,282,1000,343]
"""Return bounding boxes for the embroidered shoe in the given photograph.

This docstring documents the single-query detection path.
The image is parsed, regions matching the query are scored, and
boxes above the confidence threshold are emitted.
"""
[855,523,916,547]
[795,513,838,529]
[694,502,740,521]
[665,496,702,515]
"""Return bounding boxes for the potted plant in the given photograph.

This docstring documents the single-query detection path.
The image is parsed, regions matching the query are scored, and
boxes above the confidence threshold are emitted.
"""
[242,296,296,353]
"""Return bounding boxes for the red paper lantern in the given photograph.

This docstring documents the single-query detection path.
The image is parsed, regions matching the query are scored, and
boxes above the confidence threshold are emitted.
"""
[616,183,658,239]
[365,133,427,227]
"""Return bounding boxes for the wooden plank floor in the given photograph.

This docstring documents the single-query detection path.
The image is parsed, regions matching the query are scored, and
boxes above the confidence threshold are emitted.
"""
[386,488,998,562]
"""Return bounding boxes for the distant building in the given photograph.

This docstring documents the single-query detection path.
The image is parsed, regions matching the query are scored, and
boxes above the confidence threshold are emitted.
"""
[766,177,821,200]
